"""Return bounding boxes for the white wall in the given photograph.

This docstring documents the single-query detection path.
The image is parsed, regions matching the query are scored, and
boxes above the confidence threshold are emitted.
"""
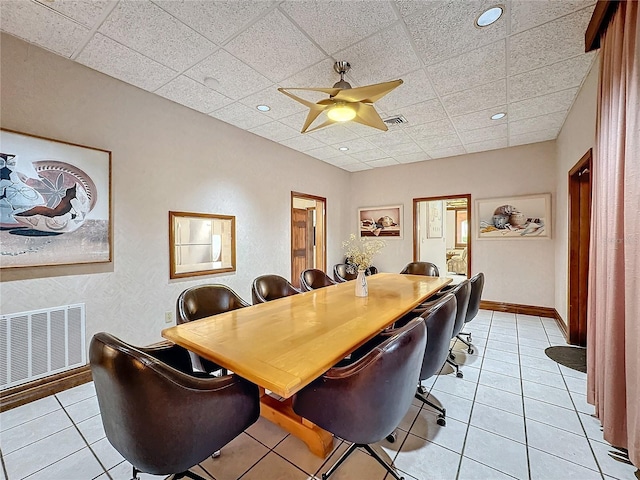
[351,142,558,307]
[554,56,600,324]
[0,34,351,346]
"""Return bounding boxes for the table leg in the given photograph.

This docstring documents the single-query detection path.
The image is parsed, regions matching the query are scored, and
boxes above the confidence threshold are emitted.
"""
[259,394,334,458]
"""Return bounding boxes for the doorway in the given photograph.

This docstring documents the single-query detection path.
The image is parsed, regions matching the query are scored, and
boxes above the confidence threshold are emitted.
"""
[568,150,592,346]
[413,195,471,281]
[291,192,326,288]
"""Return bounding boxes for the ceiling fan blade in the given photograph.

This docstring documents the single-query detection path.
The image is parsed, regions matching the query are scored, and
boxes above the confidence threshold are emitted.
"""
[353,103,388,131]
[279,86,341,97]
[332,79,403,103]
[305,117,339,133]
[278,88,318,108]
[300,104,330,133]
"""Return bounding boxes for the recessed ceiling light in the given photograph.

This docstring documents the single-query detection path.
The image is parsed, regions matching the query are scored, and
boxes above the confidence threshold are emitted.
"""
[338,146,349,151]
[256,105,270,112]
[203,76,220,89]
[476,6,503,27]
[491,112,506,120]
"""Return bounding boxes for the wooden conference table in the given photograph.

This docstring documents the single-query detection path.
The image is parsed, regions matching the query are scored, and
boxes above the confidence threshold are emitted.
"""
[162,273,451,457]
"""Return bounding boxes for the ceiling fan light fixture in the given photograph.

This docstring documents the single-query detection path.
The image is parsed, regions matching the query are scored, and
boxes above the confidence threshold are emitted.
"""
[476,6,503,27]
[327,103,357,122]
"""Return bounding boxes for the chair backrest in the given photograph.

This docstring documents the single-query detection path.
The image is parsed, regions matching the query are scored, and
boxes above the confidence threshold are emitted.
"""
[333,263,358,283]
[465,272,485,323]
[447,279,471,337]
[400,261,440,276]
[419,293,457,380]
[300,268,336,291]
[89,332,259,475]
[252,274,300,304]
[176,284,249,324]
[292,318,427,445]
[366,266,378,275]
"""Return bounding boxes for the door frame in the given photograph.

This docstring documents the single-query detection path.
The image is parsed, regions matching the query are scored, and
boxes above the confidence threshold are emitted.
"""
[291,191,326,282]
[412,194,471,278]
[568,149,592,346]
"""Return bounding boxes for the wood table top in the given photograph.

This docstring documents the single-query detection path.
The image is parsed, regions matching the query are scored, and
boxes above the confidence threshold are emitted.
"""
[162,273,451,398]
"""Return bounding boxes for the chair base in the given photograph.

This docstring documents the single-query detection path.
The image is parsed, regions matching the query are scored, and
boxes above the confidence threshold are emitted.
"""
[415,387,447,426]
[447,355,464,378]
[132,466,208,480]
[456,333,474,354]
[321,442,404,480]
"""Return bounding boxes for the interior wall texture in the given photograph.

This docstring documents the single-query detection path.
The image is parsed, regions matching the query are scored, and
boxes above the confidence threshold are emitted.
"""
[554,56,599,324]
[0,34,351,346]
[350,141,558,307]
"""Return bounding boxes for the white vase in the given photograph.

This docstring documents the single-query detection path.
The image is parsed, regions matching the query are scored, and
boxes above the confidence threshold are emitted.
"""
[355,269,368,297]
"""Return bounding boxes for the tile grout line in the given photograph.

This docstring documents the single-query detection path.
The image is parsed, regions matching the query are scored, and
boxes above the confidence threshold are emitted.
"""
[515,313,534,480]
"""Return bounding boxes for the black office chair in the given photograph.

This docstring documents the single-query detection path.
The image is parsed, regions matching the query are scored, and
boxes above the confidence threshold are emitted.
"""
[293,318,427,480]
[300,268,337,291]
[456,272,485,354]
[333,263,358,283]
[176,285,250,374]
[90,333,260,480]
[251,274,301,304]
[400,261,440,276]
[345,257,378,276]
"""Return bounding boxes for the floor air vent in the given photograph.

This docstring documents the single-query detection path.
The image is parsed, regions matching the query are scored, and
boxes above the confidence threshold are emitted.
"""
[383,115,408,125]
[0,304,86,390]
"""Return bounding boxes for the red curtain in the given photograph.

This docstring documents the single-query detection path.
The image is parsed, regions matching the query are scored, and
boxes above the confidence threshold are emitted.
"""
[587,0,640,468]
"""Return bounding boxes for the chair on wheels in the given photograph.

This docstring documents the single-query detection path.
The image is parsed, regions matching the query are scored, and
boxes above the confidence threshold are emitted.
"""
[456,272,485,354]
[333,263,358,283]
[251,274,301,304]
[293,318,427,480]
[400,261,440,276]
[300,268,337,291]
[176,285,250,373]
[90,332,260,480]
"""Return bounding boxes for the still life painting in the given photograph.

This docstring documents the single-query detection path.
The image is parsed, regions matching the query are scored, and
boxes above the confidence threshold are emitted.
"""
[358,205,402,238]
[0,129,111,268]
[476,194,551,239]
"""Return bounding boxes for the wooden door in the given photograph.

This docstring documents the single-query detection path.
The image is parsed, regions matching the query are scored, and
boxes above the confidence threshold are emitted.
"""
[291,207,308,288]
[568,150,592,346]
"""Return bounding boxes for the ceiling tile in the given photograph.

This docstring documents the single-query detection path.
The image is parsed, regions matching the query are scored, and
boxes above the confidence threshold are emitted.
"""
[280,58,343,90]
[510,0,595,34]
[240,85,307,120]
[349,148,389,162]
[365,158,400,168]
[380,141,423,156]
[405,119,457,142]
[509,54,595,102]
[404,0,506,66]
[184,50,271,100]
[76,33,177,91]
[279,111,309,130]
[509,111,566,137]
[509,128,558,146]
[366,129,413,149]
[465,137,508,153]
[509,7,595,75]
[281,0,397,55]
[330,137,377,154]
[151,0,272,45]
[225,9,325,82]
[35,0,113,27]
[508,88,578,122]
[341,162,372,172]
[98,1,216,72]
[394,0,432,18]
[425,145,467,159]
[249,121,299,142]
[210,102,273,130]
[441,79,507,117]
[377,68,436,111]
[416,134,462,151]
[428,40,506,97]
[157,75,232,114]
[280,134,325,152]
[322,155,360,167]
[1,0,90,57]
[397,98,448,127]
[344,121,387,138]
[307,125,360,146]
[458,123,507,144]
[450,106,507,132]
[395,152,431,164]
[303,145,344,160]
[336,23,422,86]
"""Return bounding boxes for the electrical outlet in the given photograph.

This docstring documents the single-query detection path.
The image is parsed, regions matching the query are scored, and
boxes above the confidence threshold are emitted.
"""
[164,311,174,324]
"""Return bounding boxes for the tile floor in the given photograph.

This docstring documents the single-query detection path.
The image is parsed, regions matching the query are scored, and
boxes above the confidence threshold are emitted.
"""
[1,310,638,480]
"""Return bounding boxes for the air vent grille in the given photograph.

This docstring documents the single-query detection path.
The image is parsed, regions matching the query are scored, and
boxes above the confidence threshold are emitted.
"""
[383,115,408,125]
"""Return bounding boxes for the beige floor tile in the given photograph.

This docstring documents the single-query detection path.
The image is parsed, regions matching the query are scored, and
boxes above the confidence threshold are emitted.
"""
[245,416,288,448]
[394,433,461,479]
[198,433,268,480]
[240,452,309,479]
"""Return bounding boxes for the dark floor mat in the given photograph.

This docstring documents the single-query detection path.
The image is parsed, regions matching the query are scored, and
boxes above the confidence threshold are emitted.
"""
[545,345,587,373]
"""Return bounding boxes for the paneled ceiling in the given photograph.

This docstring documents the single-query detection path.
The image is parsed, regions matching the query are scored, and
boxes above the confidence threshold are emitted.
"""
[1,0,596,171]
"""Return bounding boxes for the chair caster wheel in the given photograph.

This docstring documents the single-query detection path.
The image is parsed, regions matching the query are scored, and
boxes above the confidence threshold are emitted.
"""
[212,450,221,458]
[456,371,464,378]
[468,335,473,342]
[437,416,446,426]
[467,347,474,354]
[417,385,428,395]
[386,431,397,443]
[449,352,456,360]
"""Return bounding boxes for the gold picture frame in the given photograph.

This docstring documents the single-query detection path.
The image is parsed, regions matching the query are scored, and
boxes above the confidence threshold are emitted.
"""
[169,211,236,279]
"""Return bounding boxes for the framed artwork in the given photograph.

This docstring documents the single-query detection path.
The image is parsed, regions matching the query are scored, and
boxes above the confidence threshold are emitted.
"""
[0,129,112,269]
[358,205,402,238]
[169,211,236,279]
[427,200,443,238]
[476,193,551,239]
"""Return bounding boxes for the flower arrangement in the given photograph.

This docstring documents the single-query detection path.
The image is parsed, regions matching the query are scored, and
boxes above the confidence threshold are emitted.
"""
[342,233,385,273]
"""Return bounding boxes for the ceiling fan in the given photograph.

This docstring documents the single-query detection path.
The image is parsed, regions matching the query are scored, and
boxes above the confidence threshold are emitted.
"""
[278,61,403,133]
